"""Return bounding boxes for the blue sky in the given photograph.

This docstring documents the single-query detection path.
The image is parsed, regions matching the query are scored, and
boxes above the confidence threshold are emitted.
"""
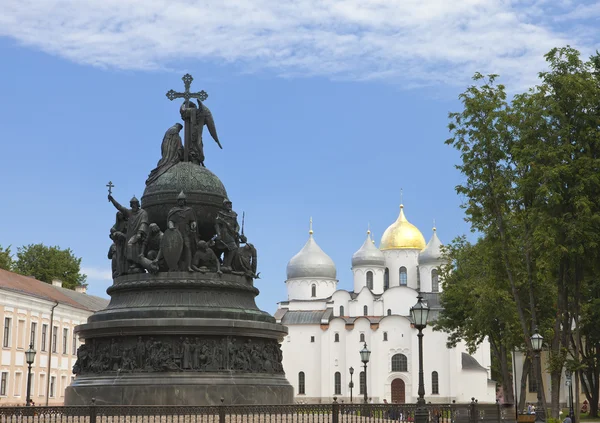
[0,0,598,314]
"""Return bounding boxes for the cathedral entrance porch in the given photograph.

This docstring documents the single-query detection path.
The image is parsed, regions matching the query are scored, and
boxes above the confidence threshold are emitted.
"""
[391,378,406,404]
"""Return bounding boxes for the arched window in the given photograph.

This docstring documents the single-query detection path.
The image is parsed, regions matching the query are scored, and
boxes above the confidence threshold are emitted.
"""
[334,372,341,395]
[359,371,366,394]
[360,333,365,343]
[431,269,439,292]
[366,271,374,290]
[384,268,389,291]
[387,309,392,316]
[363,305,368,316]
[339,306,344,316]
[311,284,316,298]
[432,371,439,394]
[383,332,388,341]
[334,333,340,343]
[298,372,305,394]
[399,267,408,286]
[391,353,408,372]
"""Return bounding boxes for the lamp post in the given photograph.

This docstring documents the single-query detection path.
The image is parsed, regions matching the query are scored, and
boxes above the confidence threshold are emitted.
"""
[531,328,545,423]
[360,343,371,404]
[565,370,574,423]
[349,367,354,403]
[411,293,430,423]
[25,344,36,406]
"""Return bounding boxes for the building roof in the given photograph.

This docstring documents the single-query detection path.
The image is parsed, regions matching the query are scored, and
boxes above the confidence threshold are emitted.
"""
[461,352,487,371]
[380,205,426,250]
[420,228,443,264]
[277,309,333,325]
[0,268,109,312]
[286,230,337,280]
[352,231,385,268]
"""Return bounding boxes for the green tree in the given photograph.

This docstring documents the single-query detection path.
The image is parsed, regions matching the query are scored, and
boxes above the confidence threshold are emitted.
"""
[446,47,600,417]
[435,235,521,404]
[0,245,13,271]
[13,243,87,290]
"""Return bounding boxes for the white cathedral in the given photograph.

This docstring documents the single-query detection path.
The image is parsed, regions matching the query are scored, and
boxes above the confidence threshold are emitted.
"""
[275,204,496,404]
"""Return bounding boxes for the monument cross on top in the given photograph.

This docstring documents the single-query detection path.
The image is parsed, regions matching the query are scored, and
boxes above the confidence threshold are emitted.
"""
[166,73,208,162]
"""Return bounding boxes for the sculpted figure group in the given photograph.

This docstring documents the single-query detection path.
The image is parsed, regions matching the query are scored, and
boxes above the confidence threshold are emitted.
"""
[107,191,257,279]
[73,336,284,375]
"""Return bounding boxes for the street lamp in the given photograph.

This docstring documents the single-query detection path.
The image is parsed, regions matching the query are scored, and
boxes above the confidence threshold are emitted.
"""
[411,293,430,423]
[360,343,371,404]
[531,328,545,423]
[565,370,574,423]
[25,344,36,406]
[349,367,354,403]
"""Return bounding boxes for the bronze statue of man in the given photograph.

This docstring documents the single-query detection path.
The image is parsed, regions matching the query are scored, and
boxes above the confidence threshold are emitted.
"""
[191,240,221,273]
[214,199,242,271]
[180,100,222,166]
[109,195,149,273]
[146,123,183,185]
[108,211,128,277]
[167,191,197,271]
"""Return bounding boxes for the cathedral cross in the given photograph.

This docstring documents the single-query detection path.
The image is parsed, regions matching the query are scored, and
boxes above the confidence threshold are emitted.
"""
[166,74,208,162]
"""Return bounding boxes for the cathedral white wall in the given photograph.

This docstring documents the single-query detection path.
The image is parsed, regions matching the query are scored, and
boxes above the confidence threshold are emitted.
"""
[381,287,418,316]
[286,278,337,301]
[382,250,420,289]
[352,267,385,294]
[418,262,444,293]
[281,312,495,404]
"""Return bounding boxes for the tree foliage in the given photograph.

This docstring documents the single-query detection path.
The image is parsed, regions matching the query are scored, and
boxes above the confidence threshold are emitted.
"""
[0,245,13,271]
[13,243,87,290]
[441,46,600,416]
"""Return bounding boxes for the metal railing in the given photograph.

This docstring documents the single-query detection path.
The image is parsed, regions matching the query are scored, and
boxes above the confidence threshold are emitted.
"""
[0,398,512,423]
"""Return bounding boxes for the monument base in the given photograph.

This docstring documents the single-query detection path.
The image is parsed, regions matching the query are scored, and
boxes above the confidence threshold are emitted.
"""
[65,373,293,405]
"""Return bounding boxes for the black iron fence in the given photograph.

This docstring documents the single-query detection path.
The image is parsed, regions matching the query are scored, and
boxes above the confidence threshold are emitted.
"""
[0,399,513,423]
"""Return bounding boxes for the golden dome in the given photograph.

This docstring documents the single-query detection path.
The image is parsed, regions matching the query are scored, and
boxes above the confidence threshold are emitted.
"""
[380,205,426,250]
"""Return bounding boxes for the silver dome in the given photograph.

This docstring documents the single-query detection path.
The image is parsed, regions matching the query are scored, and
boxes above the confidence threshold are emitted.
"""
[286,234,337,279]
[419,228,443,264]
[352,232,385,267]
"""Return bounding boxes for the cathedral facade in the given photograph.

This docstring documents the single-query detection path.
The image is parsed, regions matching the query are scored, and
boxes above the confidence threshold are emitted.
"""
[275,205,496,404]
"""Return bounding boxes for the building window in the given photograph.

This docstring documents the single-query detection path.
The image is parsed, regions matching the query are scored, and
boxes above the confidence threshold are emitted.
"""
[334,333,340,342]
[50,376,56,398]
[30,322,37,348]
[310,336,315,343]
[360,333,365,343]
[298,372,305,394]
[41,324,48,352]
[339,306,344,316]
[359,371,366,395]
[387,309,392,316]
[383,332,388,341]
[363,305,368,316]
[0,372,7,396]
[366,271,374,290]
[311,284,316,298]
[334,372,341,395]
[432,269,439,292]
[384,268,389,290]
[3,317,11,348]
[52,326,58,353]
[63,328,69,354]
[391,353,408,372]
[14,372,22,396]
[72,333,77,355]
[399,267,408,286]
[432,371,439,394]
[39,374,46,397]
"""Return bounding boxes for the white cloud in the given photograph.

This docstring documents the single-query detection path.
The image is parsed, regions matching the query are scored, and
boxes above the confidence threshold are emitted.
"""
[81,266,112,281]
[0,0,597,88]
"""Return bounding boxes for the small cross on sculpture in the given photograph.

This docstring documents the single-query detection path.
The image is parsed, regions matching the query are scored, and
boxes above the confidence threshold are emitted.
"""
[106,181,114,201]
[166,74,209,162]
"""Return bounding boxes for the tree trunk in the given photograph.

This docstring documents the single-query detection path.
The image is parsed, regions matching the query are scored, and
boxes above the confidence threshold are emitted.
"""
[499,343,515,405]
[519,356,531,412]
